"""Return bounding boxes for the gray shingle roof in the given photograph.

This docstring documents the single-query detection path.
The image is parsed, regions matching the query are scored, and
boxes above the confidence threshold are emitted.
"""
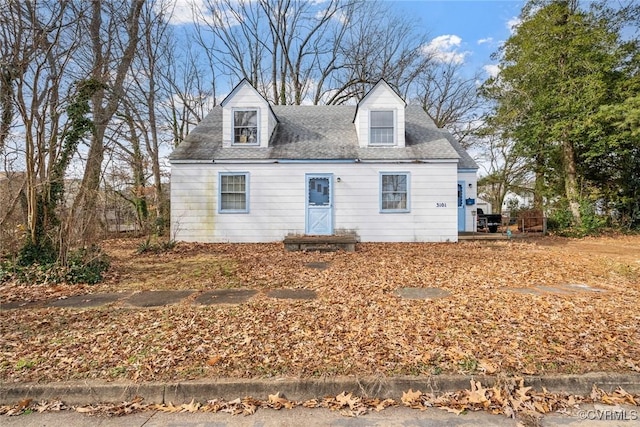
[169,105,478,169]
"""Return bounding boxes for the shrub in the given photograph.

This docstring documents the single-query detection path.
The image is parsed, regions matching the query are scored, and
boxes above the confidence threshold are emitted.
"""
[546,201,574,233]
[547,198,609,237]
[0,246,109,285]
[17,238,57,267]
[65,246,110,284]
[0,261,14,284]
[578,199,607,235]
[137,237,176,254]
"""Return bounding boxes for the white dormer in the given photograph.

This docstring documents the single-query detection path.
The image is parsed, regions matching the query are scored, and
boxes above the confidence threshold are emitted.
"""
[220,79,278,148]
[354,80,406,148]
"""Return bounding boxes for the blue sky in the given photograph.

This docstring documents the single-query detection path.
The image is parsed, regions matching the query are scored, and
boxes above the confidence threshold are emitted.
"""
[392,0,526,78]
[170,0,527,82]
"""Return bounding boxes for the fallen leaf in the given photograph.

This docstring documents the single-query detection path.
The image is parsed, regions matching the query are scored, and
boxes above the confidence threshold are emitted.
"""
[336,392,360,410]
[479,359,497,374]
[401,389,422,407]
[467,380,489,405]
[268,392,294,409]
[440,406,465,415]
[16,398,32,410]
[207,356,222,366]
[181,399,200,412]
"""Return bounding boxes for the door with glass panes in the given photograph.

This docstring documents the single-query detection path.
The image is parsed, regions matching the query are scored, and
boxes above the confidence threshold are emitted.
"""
[305,174,333,235]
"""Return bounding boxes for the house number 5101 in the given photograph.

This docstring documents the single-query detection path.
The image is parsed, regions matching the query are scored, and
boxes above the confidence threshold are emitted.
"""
[436,202,447,207]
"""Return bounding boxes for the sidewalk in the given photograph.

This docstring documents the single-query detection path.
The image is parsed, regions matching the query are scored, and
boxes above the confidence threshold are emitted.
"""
[2,374,640,426]
[2,402,639,426]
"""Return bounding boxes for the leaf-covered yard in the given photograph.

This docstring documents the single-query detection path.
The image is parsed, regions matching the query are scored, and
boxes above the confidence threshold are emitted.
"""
[1,236,639,383]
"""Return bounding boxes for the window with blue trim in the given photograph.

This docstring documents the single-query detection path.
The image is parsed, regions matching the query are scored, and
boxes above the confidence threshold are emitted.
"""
[233,109,258,144]
[219,173,248,212]
[370,111,394,144]
[381,173,409,212]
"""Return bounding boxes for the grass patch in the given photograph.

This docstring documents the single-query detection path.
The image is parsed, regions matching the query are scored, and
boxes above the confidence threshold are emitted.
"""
[15,359,37,370]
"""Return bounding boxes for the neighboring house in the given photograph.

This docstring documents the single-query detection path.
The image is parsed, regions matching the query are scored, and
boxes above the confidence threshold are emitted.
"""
[476,198,493,215]
[0,171,27,254]
[169,79,478,243]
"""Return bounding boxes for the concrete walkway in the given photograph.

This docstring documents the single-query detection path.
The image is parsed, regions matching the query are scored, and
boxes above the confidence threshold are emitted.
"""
[0,288,316,310]
[0,281,603,311]
[5,403,639,427]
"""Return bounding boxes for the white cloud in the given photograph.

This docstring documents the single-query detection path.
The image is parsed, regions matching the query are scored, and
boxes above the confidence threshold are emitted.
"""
[506,16,521,33]
[429,34,462,51]
[477,37,493,45]
[161,0,223,26]
[422,34,469,64]
[161,0,197,25]
[483,64,500,78]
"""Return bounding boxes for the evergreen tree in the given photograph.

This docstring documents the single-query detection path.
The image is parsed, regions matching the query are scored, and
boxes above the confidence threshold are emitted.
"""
[482,0,639,229]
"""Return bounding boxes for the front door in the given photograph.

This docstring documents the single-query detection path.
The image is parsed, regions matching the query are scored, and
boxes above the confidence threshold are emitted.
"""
[306,174,333,235]
[458,181,465,231]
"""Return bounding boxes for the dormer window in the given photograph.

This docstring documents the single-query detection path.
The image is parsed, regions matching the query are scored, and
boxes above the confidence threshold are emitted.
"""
[370,110,394,145]
[233,109,258,144]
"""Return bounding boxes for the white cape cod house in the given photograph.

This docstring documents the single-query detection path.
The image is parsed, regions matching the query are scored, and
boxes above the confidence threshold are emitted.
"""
[169,79,478,243]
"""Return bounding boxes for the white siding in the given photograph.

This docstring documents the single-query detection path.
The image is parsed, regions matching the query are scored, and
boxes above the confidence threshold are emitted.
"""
[355,82,405,148]
[171,162,459,243]
[457,170,478,232]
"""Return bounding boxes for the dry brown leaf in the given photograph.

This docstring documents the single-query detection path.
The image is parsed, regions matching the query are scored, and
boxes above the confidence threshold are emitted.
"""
[372,398,396,412]
[479,359,497,374]
[440,406,465,415]
[401,389,423,407]
[335,392,360,410]
[207,355,222,366]
[36,401,68,413]
[268,392,294,409]
[467,380,489,405]
[181,399,200,412]
[241,397,258,415]
[15,398,32,410]
[3,236,640,391]
[302,399,319,408]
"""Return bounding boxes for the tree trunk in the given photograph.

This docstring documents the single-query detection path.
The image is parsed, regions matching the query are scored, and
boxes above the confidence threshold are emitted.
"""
[69,0,145,244]
[533,153,544,210]
[0,67,14,153]
[562,133,581,225]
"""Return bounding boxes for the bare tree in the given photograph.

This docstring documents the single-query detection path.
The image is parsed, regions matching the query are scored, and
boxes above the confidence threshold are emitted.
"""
[194,0,266,91]
[257,0,352,105]
[320,1,432,105]
[414,60,483,147]
[0,0,81,257]
[68,0,145,244]
[192,0,430,105]
[123,0,174,233]
[161,46,216,147]
[476,129,530,213]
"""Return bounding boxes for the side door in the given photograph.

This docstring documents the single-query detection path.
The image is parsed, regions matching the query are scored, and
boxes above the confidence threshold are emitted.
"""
[458,181,465,231]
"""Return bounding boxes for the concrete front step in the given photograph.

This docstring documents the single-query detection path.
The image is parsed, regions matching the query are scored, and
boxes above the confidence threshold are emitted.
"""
[283,234,358,252]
